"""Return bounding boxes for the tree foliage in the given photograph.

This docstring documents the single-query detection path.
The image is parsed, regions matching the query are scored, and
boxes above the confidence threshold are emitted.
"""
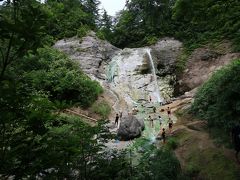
[110,0,240,50]
[22,47,103,107]
[0,1,108,178]
[191,60,240,130]
[2,0,240,178]
[97,9,113,41]
[0,0,51,79]
[110,0,176,48]
[45,0,95,39]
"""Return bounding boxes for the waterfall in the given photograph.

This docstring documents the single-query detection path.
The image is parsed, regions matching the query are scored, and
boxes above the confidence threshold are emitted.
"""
[106,60,117,83]
[146,49,162,103]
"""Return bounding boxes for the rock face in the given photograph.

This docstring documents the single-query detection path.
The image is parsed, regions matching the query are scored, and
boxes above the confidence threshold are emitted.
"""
[54,31,120,80]
[175,43,240,95]
[151,38,183,76]
[151,38,183,101]
[54,32,183,113]
[117,115,145,140]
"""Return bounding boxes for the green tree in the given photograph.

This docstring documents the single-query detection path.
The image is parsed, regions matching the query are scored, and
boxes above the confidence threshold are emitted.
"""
[97,9,113,40]
[173,0,240,49]
[82,0,101,29]
[0,0,51,79]
[111,0,175,48]
[45,0,90,39]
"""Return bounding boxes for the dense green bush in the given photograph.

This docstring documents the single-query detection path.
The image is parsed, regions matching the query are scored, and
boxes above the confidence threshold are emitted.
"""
[191,59,240,130]
[77,25,90,39]
[166,137,179,150]
[23,47,103,108]
[134,144,182,180]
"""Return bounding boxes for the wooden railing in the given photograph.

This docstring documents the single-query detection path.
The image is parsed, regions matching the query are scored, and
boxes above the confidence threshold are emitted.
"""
[63,109,98,123]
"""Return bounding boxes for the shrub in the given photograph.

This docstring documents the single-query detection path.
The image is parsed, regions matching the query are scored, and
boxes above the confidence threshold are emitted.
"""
[191,59,240,130]
[23,47,103,107]
[166,137,179,150]
[77,25,90,39]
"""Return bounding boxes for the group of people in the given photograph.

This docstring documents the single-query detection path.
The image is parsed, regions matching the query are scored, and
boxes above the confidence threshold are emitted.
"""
[114,98,174,144]
[148,106,173,144]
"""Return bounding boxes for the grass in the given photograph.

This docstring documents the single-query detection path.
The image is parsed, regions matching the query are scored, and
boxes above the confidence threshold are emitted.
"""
[166,137,179,150]
[175,49,190,74]
[185,148,240,180]
[91,100,111,119]
[208,127,233,149]
[172,120,240,179]
[172,108,240,179]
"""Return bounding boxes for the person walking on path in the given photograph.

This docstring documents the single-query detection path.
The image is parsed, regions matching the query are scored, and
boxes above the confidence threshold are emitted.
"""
[167,107,171,118]
[115,113,119,127]
[149,95,152,102]
[148,115,154,128]
[168,117,173,133]
[162,128,166,144]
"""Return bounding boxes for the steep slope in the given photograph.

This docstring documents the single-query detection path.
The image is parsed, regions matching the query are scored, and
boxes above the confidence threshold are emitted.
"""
[176,42,240,94]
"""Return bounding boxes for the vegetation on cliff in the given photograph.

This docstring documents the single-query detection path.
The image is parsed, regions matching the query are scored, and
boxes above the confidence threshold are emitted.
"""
[192,59,240,132]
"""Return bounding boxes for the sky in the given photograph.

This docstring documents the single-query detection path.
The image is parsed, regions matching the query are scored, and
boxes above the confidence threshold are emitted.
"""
[1,0,126,17]
[99,0,126,16]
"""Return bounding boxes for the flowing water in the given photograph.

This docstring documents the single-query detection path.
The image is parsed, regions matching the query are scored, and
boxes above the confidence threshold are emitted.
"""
[106,60,118,83]
[146,49,162,103]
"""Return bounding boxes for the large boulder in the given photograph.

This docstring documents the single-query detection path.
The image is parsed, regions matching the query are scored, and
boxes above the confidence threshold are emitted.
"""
[117,115,145,140]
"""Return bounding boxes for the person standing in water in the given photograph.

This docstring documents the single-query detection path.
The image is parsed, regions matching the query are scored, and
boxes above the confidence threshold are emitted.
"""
[167,107,171,118]
[148,115,154,128]
[158,115,162,126]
